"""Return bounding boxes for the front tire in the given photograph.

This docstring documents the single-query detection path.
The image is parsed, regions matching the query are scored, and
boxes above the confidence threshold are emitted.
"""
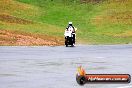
[65,37,69,47]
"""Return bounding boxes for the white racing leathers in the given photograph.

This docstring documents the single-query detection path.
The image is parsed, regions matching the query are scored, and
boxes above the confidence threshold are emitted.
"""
[64,29,72,37]
[64,26,75,37]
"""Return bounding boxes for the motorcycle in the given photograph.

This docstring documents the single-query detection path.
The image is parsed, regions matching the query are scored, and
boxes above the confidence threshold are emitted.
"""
[64,29,75,47]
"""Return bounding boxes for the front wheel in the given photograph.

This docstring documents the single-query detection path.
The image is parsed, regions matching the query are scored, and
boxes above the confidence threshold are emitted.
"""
[66,44,68,47]
[65,37,69,47]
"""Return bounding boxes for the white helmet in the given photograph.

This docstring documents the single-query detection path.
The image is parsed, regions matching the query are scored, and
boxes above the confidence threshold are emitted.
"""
[69,22,72,24]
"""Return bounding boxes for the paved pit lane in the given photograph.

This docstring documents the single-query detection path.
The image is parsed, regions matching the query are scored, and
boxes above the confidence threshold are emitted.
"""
[0,45,132,88]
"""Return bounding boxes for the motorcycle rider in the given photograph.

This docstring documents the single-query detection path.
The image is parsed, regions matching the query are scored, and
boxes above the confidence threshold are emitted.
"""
[65,22,76,44]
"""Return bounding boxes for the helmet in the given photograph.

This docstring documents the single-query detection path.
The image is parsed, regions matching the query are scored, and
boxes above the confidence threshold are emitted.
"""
[69,22,72,24]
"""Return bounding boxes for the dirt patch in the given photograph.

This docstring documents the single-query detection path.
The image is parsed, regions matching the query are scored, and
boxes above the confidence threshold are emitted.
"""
[0,30,64,46]
[0,14,33,24]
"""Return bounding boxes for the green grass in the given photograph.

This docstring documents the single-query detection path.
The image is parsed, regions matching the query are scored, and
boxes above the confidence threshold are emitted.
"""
[0,0,132,44]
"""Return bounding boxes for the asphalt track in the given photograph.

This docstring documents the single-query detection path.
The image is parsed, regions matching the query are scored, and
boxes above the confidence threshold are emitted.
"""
[0,45,132,88]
